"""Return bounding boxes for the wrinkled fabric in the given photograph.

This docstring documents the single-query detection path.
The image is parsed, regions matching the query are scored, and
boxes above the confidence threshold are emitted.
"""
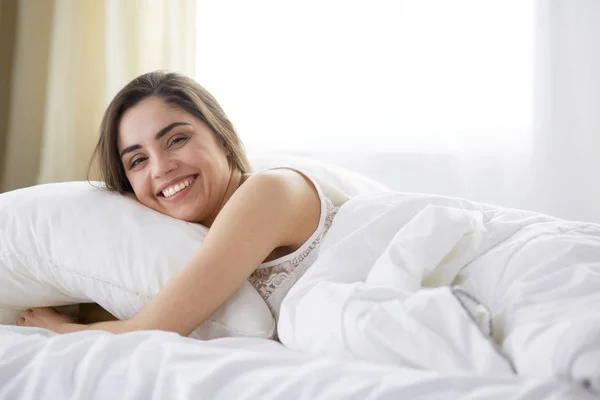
[278,192,600,392]
[0,326,595,400]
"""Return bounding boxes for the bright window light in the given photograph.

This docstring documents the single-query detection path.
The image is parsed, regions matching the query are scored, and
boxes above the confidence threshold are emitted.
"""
[196,0,534,154]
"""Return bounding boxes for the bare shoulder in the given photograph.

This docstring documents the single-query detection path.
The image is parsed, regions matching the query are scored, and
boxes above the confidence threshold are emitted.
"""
[244,168,318,197]
[235,169,322,247]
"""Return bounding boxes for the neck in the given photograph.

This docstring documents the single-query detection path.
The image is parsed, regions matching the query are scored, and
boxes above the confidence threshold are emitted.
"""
[203,166,243,227]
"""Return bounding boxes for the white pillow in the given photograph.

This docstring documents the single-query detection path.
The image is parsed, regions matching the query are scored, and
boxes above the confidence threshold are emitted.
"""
[0,182,275,339]
[250,154,391,197]
[0,155,389,337]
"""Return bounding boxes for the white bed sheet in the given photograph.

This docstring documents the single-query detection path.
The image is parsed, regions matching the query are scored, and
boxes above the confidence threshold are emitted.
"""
[0,326,595,400]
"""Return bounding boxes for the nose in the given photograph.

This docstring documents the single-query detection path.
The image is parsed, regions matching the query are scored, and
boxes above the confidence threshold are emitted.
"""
[150,153,177,179]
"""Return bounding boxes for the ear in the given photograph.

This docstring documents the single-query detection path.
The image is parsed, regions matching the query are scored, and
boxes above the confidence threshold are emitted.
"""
[222,141,231,157]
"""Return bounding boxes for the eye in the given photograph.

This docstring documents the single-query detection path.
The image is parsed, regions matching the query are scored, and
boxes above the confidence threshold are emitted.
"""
[129,156,147,169]
[169,135,188,147]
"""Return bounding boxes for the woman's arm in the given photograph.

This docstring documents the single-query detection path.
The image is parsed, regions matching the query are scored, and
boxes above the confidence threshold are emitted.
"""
[19,170,321,336]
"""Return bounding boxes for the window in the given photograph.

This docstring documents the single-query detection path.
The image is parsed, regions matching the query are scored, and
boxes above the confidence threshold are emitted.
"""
[196,0,534,154]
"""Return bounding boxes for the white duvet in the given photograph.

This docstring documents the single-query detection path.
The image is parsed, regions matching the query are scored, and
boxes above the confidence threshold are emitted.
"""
[278,192,600,392]
[2,191,600,399]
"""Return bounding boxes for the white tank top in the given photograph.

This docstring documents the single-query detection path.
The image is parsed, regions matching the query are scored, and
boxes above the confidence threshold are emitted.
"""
[248,168,346,322]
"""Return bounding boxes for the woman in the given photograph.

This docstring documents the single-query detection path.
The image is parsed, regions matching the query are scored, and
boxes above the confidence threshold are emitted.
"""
[17,72,600,388]
[16,70,339,335]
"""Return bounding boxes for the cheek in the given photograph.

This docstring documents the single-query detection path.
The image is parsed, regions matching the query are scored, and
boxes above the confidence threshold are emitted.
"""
[188,141,227,168]
[127,174,154,200]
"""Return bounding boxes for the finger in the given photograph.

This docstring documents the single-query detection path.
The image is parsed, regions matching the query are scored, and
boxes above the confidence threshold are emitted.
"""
[16,317,25,326]
[24,309,33,318]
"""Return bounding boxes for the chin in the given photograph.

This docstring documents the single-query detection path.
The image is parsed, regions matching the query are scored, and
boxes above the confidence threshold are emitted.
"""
[167,208,202,223]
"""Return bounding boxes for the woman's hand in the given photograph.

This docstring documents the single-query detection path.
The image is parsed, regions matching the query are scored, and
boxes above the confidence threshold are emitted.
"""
[17,307,141,335]
[17,307,86,334]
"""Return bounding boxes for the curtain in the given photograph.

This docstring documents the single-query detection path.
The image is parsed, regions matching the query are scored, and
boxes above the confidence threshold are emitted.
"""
[195,0,600,223]
[0,0,54,193]
[532,0,600,222]
[0,1,17,183]
[0,0,196,193]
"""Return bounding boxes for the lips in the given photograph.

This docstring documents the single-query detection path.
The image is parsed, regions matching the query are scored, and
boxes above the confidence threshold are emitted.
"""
[156,175,198,198]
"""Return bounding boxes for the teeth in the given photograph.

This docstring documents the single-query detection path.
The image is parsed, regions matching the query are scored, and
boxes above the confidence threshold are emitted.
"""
[162,176,195,198]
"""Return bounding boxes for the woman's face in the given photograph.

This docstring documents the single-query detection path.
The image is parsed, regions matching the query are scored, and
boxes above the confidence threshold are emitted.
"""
[117,96,231,223]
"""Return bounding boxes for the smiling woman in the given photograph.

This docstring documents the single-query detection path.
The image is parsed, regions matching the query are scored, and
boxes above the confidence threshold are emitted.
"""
[14,71,600,389]
[117,97,238,224]
[90,72,253,225]
[19,70,327,338]
[92,72,251,192]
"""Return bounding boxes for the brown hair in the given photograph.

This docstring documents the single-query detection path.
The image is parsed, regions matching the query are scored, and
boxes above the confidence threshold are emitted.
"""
[90,71,251,193]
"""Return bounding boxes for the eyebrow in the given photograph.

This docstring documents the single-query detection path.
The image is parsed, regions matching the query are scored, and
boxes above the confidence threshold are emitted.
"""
[119,122,192,159]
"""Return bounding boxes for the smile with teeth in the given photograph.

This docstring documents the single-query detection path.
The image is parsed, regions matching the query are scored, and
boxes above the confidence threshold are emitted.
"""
[161,176,196,198]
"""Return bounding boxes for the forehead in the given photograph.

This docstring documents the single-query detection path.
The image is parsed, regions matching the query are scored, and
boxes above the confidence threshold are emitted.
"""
[117,96,194,148]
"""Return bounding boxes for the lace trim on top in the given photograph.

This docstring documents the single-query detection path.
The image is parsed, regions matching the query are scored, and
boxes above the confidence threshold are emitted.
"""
[248,197,338,320]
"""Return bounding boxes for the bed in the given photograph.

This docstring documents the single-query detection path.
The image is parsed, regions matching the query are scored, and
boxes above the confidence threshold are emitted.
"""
[1,156,599,399]
[0,326,594,399]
